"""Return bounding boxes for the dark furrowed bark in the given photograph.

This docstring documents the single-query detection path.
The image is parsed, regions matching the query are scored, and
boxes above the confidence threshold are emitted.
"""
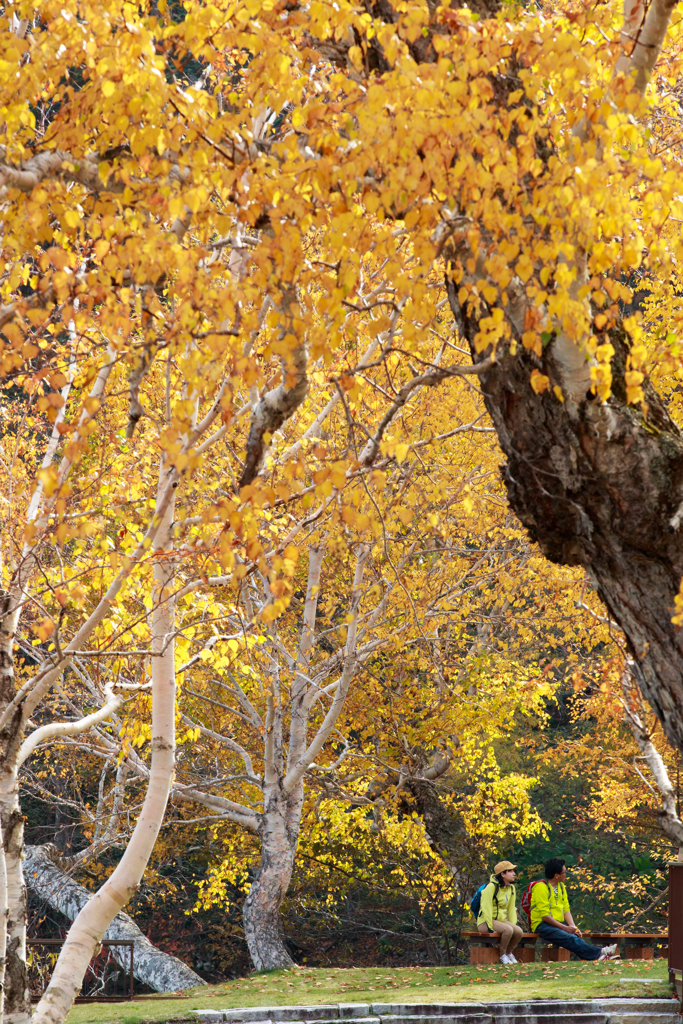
[242,841,297,971]
[448,282,683,751]
[242,786,305,971]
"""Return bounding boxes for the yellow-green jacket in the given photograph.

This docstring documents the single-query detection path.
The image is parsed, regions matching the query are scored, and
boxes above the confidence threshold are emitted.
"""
[477,874,517,930]
[529,880,570,932]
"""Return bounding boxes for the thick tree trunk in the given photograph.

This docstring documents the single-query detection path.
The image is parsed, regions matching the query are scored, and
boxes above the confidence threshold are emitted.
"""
[449,282,683,752]
[24,846,204,991]
[243,791,302,971]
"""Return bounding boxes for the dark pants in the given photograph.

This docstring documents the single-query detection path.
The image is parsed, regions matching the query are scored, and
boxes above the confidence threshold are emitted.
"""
[535,922,602,961]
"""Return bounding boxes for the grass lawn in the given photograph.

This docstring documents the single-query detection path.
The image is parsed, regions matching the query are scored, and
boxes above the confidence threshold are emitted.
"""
[64,958,673,1024]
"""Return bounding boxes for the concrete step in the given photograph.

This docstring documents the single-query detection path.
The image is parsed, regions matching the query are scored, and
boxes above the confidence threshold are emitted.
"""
[485,1017,607,1024]
[377,1014,491,1024]
[190,1017,493,1024]
[221,1009,340,1022]
[190,1000,680,1024]
[371,1008,490,1017]
[604,1016,680,1024]
[379,1014,605,1024]
[596,999,680,1009]
[594,997,681,1023]
[486,1005,596,1016]
[190,1015,613,1024]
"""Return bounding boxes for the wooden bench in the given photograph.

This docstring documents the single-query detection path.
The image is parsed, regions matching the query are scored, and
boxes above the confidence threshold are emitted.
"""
[461,930,538,964]
[463,930,668,964]
[584,932,668,960]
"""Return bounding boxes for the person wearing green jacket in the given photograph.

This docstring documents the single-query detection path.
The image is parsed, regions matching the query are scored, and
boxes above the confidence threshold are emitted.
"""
[476,860,523,964]
[529,857,618,961]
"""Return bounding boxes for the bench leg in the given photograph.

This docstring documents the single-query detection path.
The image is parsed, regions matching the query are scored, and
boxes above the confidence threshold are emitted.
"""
[516,946,536,963]
[542,947,571,962]
[470,944,500,964]
[625,946,654,959]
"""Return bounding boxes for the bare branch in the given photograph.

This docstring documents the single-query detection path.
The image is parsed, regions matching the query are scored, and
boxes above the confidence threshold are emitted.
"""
[620,667,683,849]
[17,684,123,769]
[180,713,260,783]
[358,357,493,467]
[283,546,369,793]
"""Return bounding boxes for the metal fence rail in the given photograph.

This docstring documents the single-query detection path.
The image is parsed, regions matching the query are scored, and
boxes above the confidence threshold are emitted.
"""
[27,938,134,1003]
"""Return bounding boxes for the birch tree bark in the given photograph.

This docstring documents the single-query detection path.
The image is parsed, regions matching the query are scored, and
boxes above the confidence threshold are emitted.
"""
[30,457,179,1024]
[0,818,8,1024]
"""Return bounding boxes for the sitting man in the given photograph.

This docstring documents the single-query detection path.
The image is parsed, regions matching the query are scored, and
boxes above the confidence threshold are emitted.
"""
[530,857,618,961]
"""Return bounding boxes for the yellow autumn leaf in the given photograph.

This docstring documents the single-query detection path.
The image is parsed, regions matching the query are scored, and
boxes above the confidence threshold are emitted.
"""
[530,369,550,394]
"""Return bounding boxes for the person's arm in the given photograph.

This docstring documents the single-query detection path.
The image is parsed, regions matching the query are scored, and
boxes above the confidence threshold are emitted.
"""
[562,885,580,935]
[542,912,577,933]
[509,887,517,926]
[563,911,581,936]
[479,883,495,930]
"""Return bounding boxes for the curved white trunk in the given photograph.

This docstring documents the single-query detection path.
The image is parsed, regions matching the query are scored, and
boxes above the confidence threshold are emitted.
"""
[23,846,204,992]
[30,464,178,1024]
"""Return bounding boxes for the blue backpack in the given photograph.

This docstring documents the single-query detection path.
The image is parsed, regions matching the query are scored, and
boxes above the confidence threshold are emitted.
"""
[470,881,499,919]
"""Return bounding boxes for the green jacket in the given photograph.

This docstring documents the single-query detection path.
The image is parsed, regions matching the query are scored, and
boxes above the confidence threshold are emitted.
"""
[530,879,570,932]
[477,873,517,930]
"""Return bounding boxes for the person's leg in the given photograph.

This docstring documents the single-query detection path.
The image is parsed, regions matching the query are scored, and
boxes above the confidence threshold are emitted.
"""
[491,919,514,954]
[507,924,523,953]
[477,923,490,934]
[535,922,602,961]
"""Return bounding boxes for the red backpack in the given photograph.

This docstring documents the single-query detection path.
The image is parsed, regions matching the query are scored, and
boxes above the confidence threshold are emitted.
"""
[520,879,549,926]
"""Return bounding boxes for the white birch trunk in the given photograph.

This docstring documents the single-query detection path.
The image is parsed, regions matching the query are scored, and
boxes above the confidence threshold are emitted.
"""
[30,460,178,1024]
[0,817,8,1024]
[2,806,26,1024]
[0,599,29,1024]
[23,846,204,992]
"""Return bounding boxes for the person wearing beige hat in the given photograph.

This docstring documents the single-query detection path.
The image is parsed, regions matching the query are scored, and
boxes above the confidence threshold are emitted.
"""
[476,860,523,964]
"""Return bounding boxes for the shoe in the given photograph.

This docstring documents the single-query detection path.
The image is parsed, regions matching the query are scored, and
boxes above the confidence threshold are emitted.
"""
[507,954,519,963]
[597,943,618,961]
[499,953,512,964]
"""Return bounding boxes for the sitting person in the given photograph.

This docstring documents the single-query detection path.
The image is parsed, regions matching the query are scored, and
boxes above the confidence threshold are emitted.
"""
[530,857,618,961]
[477,859,523,964]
